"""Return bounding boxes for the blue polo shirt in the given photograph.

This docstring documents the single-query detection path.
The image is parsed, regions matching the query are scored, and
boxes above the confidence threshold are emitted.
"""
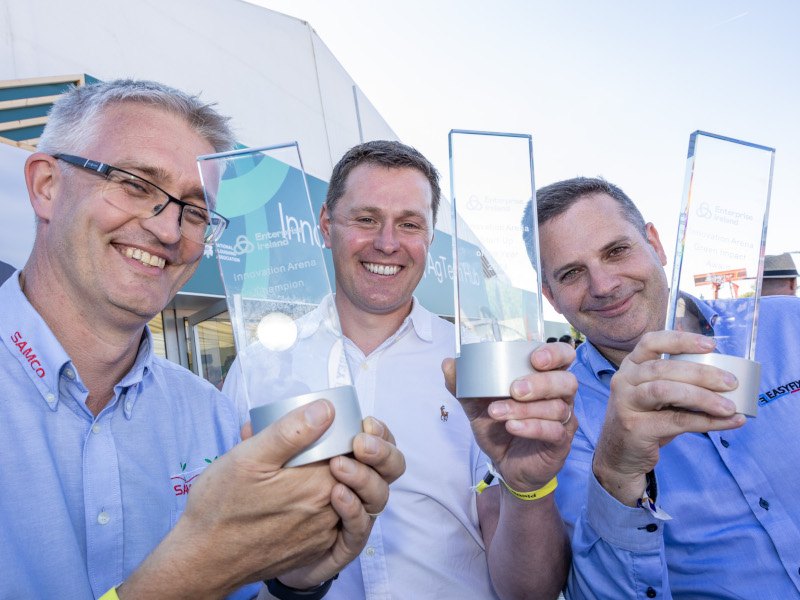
[0,273,245,599]
[558,295,800,599]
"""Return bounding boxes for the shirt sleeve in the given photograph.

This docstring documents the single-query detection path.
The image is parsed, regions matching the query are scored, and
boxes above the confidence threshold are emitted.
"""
[557,400,671,600]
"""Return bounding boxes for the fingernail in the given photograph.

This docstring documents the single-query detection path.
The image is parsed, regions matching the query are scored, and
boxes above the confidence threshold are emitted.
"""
[339,486,354,503]
[534,346,552,368]
[698,337,715,351]
[506,420,523,432]
[368,416,385,437]
[336,455,355,474]
[364,435,378,455]
[719,397,737,413]
[489,402,509,418]
[304,400,331,427]
[722,371,738,388]
[511,379,532,398]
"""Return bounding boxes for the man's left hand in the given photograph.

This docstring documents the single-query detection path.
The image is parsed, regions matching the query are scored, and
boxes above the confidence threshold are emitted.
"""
[442,342,577,492]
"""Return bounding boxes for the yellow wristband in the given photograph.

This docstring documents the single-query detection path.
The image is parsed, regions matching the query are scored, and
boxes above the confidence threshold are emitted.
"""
[99,588,120,600]
[501,476,558,501]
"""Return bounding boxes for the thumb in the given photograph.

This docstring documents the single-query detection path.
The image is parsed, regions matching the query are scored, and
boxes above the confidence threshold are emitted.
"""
[247,399,335,469]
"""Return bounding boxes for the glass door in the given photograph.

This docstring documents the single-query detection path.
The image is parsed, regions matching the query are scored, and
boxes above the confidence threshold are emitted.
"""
[187,299,237,391]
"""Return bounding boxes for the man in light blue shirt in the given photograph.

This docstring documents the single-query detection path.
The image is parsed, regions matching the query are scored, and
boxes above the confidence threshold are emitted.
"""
[524,177,800,598]
[0,79,404,600]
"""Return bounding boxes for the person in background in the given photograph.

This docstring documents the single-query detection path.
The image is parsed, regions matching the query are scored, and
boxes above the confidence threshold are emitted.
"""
[0,79,404,600]
[516,176,800,599]
[558,334,575,348]
[760,252,798,296]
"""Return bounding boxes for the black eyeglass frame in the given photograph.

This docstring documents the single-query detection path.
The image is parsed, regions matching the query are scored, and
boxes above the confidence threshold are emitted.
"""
[53,153,229,244]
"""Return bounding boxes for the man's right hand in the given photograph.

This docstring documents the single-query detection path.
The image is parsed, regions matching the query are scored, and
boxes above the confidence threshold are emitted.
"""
[593,330,746,506]
[118,399,345,599]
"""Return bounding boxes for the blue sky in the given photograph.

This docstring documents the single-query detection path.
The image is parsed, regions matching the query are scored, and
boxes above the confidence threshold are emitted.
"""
[251,1,800,263]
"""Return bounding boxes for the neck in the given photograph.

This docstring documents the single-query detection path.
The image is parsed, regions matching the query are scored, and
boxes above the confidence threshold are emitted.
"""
[335,296,412,355]
[20,263,146,416]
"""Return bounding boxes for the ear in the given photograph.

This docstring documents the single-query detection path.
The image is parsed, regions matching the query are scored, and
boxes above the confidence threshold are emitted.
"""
[24,153,60,222]
[541,281,563,315]
[319,203,332,248]
[645,222,668,266]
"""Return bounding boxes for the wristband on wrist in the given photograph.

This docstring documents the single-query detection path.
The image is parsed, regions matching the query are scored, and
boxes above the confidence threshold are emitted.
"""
[636,469,672,521]
[475,463,558,500]
[265,574,337,600]
[99,588,120,600]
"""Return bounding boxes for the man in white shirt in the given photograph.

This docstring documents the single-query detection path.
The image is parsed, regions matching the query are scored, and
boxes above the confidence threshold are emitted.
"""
[263,140,576,599]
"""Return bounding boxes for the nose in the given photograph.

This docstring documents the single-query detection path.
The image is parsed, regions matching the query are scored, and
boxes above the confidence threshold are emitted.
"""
[373,224,400,254]
[141,201,183,246]
[587,264,622,297]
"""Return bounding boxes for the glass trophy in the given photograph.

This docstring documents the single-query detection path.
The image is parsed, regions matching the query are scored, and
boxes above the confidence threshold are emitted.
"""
[666,131,775,416]
[448,130,544,399]
[198,143,362,466]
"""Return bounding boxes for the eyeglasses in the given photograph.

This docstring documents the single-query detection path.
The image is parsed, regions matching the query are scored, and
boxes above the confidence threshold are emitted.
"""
[54,154,228,244]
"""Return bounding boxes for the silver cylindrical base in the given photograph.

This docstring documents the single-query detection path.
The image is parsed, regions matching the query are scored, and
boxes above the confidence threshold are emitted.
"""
[250,385,363,467]
[456,340,542,400]
[670,353,761,417]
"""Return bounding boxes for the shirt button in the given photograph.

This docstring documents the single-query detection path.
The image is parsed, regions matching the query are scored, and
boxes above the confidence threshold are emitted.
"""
[720,438,729,448]
[64,368,75,380]
[645,524,658,533]
[361,363,368,371]
[646,587,657,598]
[45,392,56,403]
[365,547,375,557]
[97,512,110,525]
[92,424,101,434]
[125,401,133,412]
[759,497,770,510]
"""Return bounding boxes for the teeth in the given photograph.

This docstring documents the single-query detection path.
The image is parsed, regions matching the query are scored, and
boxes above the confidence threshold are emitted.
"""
[124,247,166,269]
[364,262,400,276]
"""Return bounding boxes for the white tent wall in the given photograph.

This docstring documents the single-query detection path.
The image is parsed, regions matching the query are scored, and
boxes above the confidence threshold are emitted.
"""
[0,0,397,181]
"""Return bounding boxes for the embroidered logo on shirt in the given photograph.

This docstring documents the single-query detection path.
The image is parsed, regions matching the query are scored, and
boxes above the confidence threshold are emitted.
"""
[440,404,449,422]
[171,464,206,496]
[10,331,46,378]
[758,378,800,406]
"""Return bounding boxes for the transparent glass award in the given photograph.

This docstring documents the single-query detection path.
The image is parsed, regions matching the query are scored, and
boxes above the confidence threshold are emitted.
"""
[666,131,775,416]
[198,143,362,465]
[449,130,544,399]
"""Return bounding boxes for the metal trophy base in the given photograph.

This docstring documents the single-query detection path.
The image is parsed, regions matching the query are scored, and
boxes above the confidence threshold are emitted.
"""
[456,340,542,400]
[670,353,761,417]
[249,385,363,467]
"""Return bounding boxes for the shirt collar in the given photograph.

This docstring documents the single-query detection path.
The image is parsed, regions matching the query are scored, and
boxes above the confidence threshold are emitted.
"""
[0,271,154,413]
[0,271,73,405]
[576,338,618,379]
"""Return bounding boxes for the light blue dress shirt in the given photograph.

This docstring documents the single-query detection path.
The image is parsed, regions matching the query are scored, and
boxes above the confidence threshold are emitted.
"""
[558,295,800,599]
[0,273,249,599]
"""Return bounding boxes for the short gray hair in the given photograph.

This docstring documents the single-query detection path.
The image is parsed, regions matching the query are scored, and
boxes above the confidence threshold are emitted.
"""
[37,79,235,155]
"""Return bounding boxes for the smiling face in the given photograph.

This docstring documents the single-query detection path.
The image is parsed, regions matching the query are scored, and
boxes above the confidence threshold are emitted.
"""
[320,163,434,324]
[33,102,215,327]
[539,192,670,364]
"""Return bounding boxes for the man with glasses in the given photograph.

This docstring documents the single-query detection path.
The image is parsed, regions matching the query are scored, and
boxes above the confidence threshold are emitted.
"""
[0,79,405,600]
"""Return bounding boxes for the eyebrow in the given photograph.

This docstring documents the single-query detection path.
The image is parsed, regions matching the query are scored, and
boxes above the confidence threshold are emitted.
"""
[117,160,207,203]
[349,205,428,221]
